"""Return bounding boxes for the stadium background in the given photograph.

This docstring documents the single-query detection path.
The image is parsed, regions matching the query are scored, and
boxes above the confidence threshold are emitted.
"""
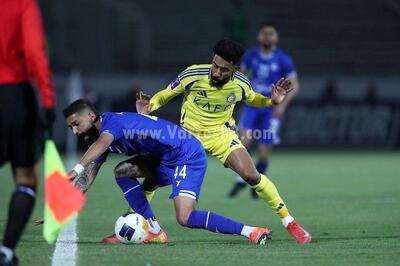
[1,0,400,265]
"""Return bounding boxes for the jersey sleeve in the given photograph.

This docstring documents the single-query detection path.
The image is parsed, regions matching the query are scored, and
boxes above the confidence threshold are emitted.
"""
[235,72,256,102]
[21,0,56,108]
[149,66,200,112]
[100,115,124,141]
[280,54,297,78]
[244,84,255,102]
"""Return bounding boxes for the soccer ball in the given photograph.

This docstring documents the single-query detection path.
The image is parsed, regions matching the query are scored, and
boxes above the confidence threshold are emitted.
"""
[114,213,149,244]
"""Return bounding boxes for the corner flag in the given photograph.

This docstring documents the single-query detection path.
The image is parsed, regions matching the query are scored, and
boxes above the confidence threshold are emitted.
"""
[43,140,86,244]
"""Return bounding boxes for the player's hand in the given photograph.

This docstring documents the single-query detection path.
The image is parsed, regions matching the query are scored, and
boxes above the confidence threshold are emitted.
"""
[68,170,78,181]
[136,91,153,114]
[271,78,294,105]
[34,218,44,226]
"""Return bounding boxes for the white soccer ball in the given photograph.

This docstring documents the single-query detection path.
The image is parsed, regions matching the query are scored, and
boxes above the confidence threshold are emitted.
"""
[114,213,149,244]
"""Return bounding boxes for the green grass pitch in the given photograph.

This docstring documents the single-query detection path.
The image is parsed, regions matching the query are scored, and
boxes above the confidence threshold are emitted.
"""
[1,150,399,265]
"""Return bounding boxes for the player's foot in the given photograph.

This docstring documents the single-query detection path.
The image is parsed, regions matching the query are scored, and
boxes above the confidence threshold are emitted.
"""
[250,188,259,200]
[101,233,119,244]
[228,182,246,198]
[286,220,312,244]
[248,227,272,245]
[144,229,168,244]
[0,252,18,266]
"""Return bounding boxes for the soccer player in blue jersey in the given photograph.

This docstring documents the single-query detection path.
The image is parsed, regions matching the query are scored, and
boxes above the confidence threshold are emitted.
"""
[228,22,300,198]
[64,99,272,245]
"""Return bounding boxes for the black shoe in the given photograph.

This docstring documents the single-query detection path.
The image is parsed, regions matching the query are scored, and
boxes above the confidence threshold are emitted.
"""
[0,252,18,266]
[250,188,259,200]
[228,182,247,198]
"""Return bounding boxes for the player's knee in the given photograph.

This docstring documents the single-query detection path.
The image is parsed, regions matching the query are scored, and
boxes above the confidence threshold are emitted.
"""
[175,210,191,226]
[14,166,38,188]
[239,169,260,186]
[114,162,140,177]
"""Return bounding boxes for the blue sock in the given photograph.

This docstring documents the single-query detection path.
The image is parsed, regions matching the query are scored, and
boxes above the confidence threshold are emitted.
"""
[256,161,268,174]
[115,176,154,219]
[187,210,244,235]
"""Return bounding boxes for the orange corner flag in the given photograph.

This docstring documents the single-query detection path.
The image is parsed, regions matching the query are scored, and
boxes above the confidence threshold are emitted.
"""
[43,140,86,244]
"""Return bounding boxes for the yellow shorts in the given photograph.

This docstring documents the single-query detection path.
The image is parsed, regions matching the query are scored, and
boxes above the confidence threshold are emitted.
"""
[190,127,245,164]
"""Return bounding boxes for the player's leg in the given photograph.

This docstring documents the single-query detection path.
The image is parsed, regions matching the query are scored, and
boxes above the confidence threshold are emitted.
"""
[173,195,271,245]
[113,155,158,211]
[228,128,254,197]
[250,144,272,199]
[1,84,41,264]
[102,156,162,244]
[114,157,171,244]
[225,148,311,244]
[249,110,276,199]
[1,165,38,265]
[228,106,256,198]
[169,148,271,245]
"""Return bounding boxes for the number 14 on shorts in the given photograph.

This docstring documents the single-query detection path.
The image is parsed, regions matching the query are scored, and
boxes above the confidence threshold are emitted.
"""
[174,165,187,187]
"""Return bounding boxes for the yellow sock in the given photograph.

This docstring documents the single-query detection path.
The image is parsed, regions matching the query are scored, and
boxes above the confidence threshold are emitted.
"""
[127,190,156,213]
[251,174,289,218]
[145,190,155,202]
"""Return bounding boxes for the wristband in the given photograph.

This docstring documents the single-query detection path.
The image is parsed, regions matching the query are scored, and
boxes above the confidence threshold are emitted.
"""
[72,163,85,175]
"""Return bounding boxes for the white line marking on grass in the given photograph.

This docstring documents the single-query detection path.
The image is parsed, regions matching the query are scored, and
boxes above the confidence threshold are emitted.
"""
[51,216,78,266]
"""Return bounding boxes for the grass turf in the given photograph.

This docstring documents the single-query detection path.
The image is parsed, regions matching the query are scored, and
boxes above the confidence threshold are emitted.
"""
[1,150,399,265]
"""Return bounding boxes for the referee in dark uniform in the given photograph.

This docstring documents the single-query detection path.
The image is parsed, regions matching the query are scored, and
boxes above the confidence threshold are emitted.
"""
[0,0,56,265]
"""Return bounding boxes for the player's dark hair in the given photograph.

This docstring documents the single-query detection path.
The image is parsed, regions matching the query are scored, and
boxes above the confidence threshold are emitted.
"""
[213,39,244,65]
[259,21,278,31]
[63,99,98,118]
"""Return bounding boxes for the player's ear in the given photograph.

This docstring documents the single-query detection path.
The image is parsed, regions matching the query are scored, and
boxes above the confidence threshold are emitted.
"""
[88,111,97,122]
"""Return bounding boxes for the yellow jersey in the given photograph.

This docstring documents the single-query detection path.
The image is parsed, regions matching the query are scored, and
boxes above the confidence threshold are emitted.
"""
[150,64,262,133]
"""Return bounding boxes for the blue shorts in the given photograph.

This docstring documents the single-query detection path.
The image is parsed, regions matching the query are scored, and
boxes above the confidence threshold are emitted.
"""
[148,145,207,201]
[239,106,281,145]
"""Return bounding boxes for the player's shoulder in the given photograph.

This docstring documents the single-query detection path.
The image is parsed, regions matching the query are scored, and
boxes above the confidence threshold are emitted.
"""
[102,111,136,122]
[232,71,252,89]
[245,47,260,57]
[179,64,211,81]
[274,48,293,61]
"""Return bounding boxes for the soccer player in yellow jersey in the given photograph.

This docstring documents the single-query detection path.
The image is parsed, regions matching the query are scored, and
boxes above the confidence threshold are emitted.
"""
[136,39,311,244]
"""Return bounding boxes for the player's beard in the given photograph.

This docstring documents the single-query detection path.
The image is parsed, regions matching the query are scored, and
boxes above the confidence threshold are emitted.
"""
[211,76,230,87]
[78,124,99,142]
[262,43,273,50]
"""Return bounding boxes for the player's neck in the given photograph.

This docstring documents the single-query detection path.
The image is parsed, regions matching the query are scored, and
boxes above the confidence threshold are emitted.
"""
[260,46,274,55]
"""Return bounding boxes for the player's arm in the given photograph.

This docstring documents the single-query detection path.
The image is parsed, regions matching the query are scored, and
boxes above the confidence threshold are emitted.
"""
[71,161,103,193]
[68,132,113,180]
[273,75,299,118]
[246,93,274,107]
[22,0,56,109]
[136,88,180,115]
[136,70,190,114]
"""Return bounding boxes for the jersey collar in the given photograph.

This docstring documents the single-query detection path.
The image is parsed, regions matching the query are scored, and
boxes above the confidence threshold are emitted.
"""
[258,46,277,60]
